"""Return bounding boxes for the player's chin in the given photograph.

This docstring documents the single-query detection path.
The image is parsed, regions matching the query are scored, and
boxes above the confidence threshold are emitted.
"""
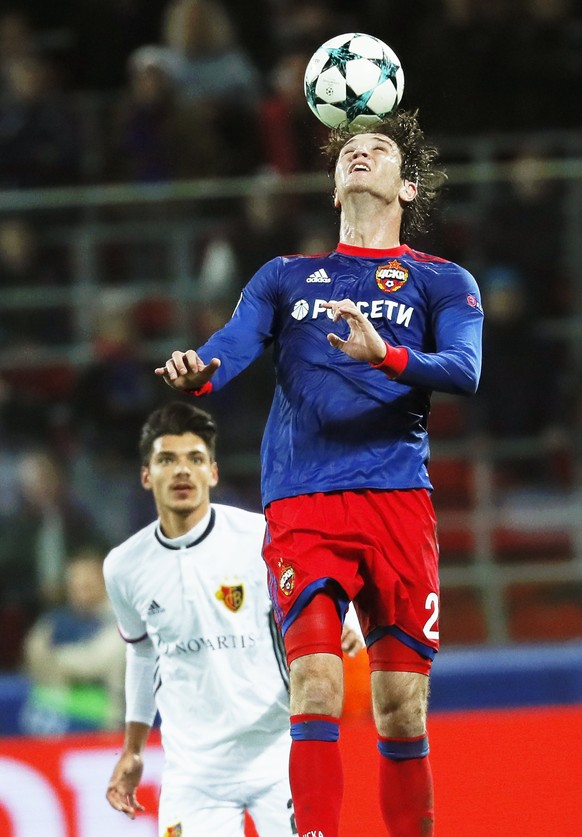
[168,496,197,513]
[344,179,375,194]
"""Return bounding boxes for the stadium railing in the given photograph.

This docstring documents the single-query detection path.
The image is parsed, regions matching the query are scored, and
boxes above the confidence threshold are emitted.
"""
[1,130,581,648]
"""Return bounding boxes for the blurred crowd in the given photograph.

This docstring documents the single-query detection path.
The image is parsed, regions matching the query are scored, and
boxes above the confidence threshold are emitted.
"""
[0,0,581,694]
[0,0,581,190]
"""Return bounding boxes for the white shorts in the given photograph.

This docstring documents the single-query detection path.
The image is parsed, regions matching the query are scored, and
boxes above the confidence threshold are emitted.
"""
[158,774,296,837]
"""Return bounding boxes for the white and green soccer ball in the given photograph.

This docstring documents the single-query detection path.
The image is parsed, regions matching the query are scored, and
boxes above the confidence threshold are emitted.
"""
[304,32,404,130]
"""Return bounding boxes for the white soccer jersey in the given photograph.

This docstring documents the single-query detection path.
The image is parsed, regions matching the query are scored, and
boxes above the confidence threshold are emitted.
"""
[103,503,290,786]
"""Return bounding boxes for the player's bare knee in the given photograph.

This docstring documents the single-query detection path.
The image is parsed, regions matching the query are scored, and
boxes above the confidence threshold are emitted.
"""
[371,671,429,737]
[374,696,427,738]
[289,653,343,716]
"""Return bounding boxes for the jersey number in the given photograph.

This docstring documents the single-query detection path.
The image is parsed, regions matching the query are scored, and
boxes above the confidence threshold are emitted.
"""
[423,592,439,640]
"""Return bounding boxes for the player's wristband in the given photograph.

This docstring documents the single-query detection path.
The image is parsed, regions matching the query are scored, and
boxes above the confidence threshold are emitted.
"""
[185,381,214,397]
[369,342,409,378]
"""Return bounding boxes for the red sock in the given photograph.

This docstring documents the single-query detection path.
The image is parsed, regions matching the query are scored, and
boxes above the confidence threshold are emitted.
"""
[378,736,434,836]
[289,714,343,837]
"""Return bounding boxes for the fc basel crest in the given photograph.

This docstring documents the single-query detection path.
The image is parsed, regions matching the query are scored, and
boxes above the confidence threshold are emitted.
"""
[216,583,245,612]
[164,824,182,837]
[376,260,409,293]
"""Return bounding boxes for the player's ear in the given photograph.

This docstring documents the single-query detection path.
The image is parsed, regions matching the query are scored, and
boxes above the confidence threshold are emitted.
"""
[141,465,152,491]
[333,188,341,210]
[400,179,417,204]
[209,461,219,489]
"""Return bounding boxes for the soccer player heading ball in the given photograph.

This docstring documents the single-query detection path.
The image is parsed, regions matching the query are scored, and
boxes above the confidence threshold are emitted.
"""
[156,109,484,837]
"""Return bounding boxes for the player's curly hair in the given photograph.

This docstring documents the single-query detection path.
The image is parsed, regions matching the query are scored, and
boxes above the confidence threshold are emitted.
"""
[139,401,218,464]
[322,109,447,243]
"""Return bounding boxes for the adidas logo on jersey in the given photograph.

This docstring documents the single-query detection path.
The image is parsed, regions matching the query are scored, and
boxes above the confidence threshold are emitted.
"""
[147,599,165,616]
[306,269,331,283]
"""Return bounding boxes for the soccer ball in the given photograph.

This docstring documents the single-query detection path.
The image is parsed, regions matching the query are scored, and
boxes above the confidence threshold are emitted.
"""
[304,32,404,130]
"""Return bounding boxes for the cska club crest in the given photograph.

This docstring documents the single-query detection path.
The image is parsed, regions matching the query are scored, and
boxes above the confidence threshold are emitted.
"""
[216,583,245,612]
[164,824,182,837]
[376,260,409,293]
[279,566,295,596]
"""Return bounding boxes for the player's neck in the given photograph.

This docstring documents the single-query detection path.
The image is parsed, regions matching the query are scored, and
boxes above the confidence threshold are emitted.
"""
[339,203,402,249]
[158,504,211,539]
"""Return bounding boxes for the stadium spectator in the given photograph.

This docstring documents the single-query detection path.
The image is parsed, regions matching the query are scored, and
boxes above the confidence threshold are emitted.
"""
[124,0,262,176]
[0,52,81,188]
[272,1,352,55]
[0,214,74,458]
[66,298,165,542]
[70,299,160,463]
[0,355,76,455]
[104,401,363,833]
[0,449,108,668]
[220,0,277,73]
[158,0,262,106]
[481,144,570,319]
[473,265,569,493]
[0,216,72,351]
[0,11,37,94]
[22,548,125,733]
[259,47,330,176]
[108,53,181,184]
[38,0,168,92]
[476,266,564,439]
[435,0,582,132]
[108,47,228,183]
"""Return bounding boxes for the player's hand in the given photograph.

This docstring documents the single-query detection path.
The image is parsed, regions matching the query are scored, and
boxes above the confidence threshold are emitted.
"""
[323,299,387,364]
[154,350,221,392]
[341,624,364,657]
[106,752,146,820]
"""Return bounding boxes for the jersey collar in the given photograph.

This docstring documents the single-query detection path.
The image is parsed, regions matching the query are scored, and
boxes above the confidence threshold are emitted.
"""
[336,242,410,258]
[155,507,216,550]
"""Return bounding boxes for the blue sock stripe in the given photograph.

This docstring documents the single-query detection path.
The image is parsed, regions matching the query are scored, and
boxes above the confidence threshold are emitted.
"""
[290,719,340,742]
[378,736,429,760]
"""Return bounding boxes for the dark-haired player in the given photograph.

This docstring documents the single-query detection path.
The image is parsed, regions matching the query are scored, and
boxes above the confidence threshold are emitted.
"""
[155,111,484,837]
[104,401,362,836]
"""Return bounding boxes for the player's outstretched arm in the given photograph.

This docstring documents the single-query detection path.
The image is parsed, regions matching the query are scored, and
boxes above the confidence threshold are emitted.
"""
[106,722,150,819]
[154,349,221,392]
[323,299,387,364]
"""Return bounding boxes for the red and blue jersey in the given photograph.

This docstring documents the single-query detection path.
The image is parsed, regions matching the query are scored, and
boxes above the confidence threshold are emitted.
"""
[196,242,483,507]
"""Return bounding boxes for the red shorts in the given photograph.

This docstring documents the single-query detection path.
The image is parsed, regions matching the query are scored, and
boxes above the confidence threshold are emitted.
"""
[263,489,440,662]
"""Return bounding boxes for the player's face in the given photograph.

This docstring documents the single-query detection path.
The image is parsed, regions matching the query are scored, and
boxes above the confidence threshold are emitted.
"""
[333,133,416,208]
[141,433,218,519]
